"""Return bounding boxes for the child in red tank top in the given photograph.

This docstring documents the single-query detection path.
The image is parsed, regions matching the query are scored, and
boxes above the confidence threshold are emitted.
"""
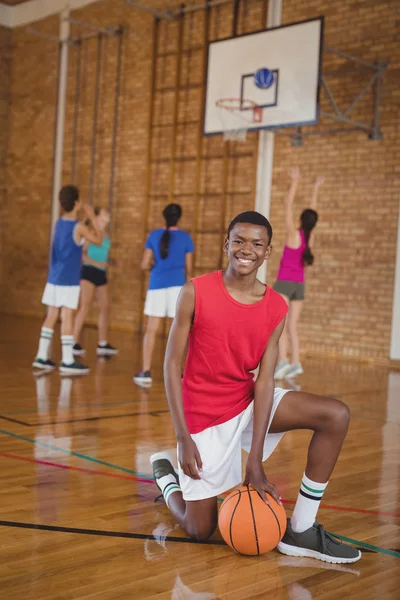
[150,211,360,565]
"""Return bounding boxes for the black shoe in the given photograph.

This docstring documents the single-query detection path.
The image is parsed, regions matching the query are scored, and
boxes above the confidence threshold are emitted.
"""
[150,452,180,504]
[97,343,119,356]
[59,361,90,375]
[32,358,56,370]
[133,370,152,386]
[72,343,85,356]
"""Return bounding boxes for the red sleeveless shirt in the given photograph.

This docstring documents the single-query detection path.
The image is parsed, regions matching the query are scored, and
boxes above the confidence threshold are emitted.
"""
[182,271,288,434]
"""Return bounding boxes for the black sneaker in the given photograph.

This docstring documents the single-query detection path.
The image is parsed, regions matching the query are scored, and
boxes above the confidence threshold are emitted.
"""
[32,358,56,370]
[72,343,85,356]
[133,370,152,386]
[59,361,90,375]
[150,452,180,504]
[97,343,119,356]
[277,519,361,564]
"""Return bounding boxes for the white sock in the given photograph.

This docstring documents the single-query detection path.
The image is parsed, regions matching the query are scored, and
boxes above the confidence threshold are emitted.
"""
[37,327,53,360]
[151,452,181,508]
[291,472,328,533]
[61,335,74,365]
[98,340,107,347]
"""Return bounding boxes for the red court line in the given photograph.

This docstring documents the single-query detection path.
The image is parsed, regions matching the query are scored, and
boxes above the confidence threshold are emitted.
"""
[280,499,400,519]
[1,453,399,519]
[0,453,154,484]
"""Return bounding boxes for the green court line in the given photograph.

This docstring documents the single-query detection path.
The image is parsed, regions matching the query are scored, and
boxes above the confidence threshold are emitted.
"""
[1,427,398,560]
[0,428,151,480]
[328,532,400,559]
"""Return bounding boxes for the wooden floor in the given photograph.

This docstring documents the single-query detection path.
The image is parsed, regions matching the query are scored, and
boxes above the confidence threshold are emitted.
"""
[0,315,399,599]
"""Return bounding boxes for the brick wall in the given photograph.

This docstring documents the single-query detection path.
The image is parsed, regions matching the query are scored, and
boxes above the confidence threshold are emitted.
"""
[0,26,12,301]
[2,0,399,361]
[268,0,400,361]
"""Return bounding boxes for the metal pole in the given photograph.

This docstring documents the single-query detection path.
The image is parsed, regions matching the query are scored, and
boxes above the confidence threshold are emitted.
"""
[67,16,117,35]
[343,71,379,118]
[370,62,385,140]
[50,9,70,246]
[324,46,380,71]
[71,40,82,184]
[320,110,373,133]
[255,0,282,284]
[193,1,210,276]
[140,17,160,332]
[89,34,103,205]
[108,28,124,222]
[219,0,241,267]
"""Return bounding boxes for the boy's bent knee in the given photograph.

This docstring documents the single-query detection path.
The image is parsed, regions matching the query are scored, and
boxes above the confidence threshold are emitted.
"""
[326,398,350,432]
[186,521,217,542]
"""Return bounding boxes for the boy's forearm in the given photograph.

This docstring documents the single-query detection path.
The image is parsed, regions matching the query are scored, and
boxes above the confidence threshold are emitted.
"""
[286,180,299,206]
[248,379,275,461]
[164,359,190,440]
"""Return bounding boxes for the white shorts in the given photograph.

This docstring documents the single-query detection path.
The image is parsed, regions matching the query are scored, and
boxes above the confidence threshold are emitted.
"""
[178,388,289,501]
[144,286,182,318]
[42,283,80,310]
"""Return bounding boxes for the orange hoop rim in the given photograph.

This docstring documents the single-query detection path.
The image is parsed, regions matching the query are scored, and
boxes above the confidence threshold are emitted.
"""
[216,98,259,112]
[216,98,263,124]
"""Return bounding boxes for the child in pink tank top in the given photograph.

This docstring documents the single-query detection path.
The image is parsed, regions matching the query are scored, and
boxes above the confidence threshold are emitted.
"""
[273,167,324,380]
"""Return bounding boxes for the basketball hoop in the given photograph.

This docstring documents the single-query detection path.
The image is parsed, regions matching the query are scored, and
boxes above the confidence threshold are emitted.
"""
[216,98,263,142]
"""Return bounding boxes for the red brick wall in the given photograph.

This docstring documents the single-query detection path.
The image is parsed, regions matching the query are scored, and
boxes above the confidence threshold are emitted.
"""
[2,0,399,361]
[267,0,400,361]
[0,25,12,301]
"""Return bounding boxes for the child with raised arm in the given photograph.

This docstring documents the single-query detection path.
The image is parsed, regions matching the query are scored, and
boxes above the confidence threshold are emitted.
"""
[32,185,102,375]
[150,211,360,564]
[273,167,324,379]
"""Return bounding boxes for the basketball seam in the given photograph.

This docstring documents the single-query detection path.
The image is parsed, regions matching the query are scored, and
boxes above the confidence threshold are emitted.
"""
[263,497,282,542]
[247,487,260,556]
[228,489,242,553]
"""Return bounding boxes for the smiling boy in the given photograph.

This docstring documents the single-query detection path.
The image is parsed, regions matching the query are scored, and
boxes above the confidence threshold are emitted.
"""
[151,211,360,564]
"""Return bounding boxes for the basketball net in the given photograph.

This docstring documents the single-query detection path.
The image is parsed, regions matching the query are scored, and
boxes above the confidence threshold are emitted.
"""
[216,99,262,143]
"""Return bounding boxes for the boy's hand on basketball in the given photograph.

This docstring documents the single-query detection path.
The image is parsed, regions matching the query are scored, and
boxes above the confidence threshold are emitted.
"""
[315,175,325,187]
[178,436,203,480]
[289,166,301,181]
[244,460,281,505]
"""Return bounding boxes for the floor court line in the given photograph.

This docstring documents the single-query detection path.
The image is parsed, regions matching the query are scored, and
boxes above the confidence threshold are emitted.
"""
[0,519,397,557]
[0,430,398,558]
[0,520,225,545]
[1,398,167,416]
[1,450,399,519]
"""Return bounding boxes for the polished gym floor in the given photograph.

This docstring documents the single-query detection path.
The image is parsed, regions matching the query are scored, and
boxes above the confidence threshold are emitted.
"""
[0,316,399,599]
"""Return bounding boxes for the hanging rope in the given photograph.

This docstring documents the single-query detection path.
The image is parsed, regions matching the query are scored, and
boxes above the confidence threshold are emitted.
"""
[71,40,82,184]
[89,33,103,205]
[178,10,195,183]
[108,28,124,225]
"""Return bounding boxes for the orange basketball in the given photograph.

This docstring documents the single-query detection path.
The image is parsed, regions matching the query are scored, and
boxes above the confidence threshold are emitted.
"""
[218,485,287,555]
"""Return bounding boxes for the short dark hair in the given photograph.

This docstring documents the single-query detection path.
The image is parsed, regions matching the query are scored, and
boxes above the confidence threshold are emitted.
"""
[227,211,273,244]
[59,185,80,212]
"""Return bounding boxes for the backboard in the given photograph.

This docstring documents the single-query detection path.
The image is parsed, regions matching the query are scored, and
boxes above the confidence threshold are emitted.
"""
[203,17,324,136]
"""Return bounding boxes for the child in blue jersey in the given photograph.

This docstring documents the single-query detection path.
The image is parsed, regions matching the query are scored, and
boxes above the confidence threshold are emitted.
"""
[72,207,118,357]
[32,186,102,375]
[134,204,194,386]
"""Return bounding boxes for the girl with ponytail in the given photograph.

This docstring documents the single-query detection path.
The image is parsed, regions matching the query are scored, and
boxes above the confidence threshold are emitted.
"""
[273,167,324,380]
[134,204,194,386]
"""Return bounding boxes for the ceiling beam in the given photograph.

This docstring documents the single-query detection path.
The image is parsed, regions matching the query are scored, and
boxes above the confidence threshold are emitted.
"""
[0,0,104,28]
